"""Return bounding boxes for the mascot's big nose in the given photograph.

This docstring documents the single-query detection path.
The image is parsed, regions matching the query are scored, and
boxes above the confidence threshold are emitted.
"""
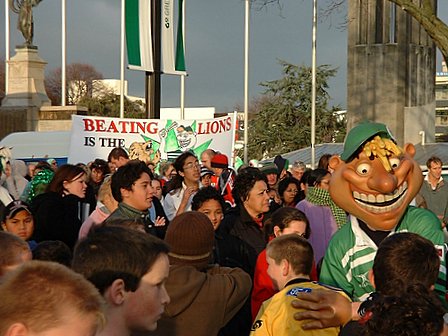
[367,169,398,194]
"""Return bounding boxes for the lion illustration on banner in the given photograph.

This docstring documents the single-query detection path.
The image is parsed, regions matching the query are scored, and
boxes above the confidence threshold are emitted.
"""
[128,140,161,165]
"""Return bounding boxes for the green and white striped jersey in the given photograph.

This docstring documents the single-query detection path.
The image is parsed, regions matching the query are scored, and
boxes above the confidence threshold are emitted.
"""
[320,206,446,302]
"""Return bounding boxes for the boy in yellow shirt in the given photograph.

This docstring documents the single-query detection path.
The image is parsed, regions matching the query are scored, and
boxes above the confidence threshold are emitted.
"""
[251,234,349,336]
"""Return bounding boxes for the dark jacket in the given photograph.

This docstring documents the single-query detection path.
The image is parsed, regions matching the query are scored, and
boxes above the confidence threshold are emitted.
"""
[31,192,87,250]
[220,205,269,260]
[148,264,251,336]
[214,230,258,278]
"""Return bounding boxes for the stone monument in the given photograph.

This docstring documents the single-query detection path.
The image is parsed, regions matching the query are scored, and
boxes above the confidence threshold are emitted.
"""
[0,0,87,140]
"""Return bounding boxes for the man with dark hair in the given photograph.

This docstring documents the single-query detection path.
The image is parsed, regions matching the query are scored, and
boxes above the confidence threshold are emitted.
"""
[72,225,170,335]
[339,232,443,335]
[372,232,440,294]
[417,155,448,228]
[106,160,167,238]
[32,240,72,267]
[107,147,130,170]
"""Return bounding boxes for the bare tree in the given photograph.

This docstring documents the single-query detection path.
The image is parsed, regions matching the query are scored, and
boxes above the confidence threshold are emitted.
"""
[45,63,106,105]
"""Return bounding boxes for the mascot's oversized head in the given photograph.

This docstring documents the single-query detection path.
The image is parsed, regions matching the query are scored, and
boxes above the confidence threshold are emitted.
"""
[329,121,422,231]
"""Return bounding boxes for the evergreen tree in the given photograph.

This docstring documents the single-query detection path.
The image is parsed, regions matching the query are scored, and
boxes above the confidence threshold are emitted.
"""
[78,93,146,118]
[248,60,345,160]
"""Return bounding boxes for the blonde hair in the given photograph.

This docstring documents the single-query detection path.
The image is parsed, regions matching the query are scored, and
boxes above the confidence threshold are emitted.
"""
[97,175,113,203]
[0,261,106,334]
[362,136,402,172]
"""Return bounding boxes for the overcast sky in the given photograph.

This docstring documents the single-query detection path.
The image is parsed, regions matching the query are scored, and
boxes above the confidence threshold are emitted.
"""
[1,1,447,113]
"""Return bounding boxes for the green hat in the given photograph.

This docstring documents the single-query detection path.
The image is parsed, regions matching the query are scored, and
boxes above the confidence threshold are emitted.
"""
[340,121,394,162]
[261,162,279,175]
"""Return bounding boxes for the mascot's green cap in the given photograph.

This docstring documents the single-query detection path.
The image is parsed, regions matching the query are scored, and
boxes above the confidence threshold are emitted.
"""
[340,121,394,162]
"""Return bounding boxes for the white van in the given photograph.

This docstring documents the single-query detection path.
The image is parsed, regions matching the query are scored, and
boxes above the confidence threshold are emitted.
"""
[0,131,70,165]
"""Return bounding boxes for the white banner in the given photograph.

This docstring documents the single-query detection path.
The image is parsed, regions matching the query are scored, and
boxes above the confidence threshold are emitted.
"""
[68,115,236,167]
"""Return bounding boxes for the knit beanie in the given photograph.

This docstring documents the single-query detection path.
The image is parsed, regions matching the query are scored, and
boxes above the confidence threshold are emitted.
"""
[200,166,214,177]
[211,153,229,169]
[164,211,215,269]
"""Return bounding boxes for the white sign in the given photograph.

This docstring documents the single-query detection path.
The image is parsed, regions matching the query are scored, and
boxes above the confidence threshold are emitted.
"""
[68,114,236,166]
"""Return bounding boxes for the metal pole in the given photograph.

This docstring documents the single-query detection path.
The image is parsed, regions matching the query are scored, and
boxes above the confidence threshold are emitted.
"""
[5,0,10,95]
[61,0,66,106]
[243,0,250,164]
[311,0,317,168]
[180,75,185,119]
[147,0,161,119]
[119,0,125,118]
[180,0,186,119]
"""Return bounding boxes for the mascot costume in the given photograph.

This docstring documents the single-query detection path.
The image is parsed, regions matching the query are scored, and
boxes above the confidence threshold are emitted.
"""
[319,121,446,303]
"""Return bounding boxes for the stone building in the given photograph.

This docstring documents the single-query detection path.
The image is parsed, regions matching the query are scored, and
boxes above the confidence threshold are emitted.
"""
[347,0,436,145]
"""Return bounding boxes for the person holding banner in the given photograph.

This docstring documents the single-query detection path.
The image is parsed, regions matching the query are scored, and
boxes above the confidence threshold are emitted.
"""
[164,152,201,221]
[210,153,236,208]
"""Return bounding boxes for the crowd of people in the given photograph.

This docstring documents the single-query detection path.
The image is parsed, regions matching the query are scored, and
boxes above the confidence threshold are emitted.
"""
[1,120,448,336]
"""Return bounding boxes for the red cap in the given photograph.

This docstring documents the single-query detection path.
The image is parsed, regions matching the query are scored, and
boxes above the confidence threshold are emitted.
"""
[211,153,228,168]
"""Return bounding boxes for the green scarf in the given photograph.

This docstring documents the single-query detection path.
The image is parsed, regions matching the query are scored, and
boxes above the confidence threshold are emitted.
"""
[27,169,55,203]
[306,187,347,229]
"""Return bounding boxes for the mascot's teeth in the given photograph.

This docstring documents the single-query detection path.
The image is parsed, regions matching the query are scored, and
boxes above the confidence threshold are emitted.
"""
[352,181,408,213]
[376,194,385,202]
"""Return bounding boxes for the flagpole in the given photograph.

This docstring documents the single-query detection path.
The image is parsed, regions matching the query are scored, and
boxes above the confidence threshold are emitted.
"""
[119,0,125,118]
[311,0,317,168]
[147,0,161,119]
[180,75,185,119]
[5,0,10,95]
[180,0,186,119]
[243,0,250,164]
[61,0,66,106]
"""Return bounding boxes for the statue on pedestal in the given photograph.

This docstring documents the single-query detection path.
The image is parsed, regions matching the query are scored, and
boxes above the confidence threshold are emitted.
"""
[10,0,42,47]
